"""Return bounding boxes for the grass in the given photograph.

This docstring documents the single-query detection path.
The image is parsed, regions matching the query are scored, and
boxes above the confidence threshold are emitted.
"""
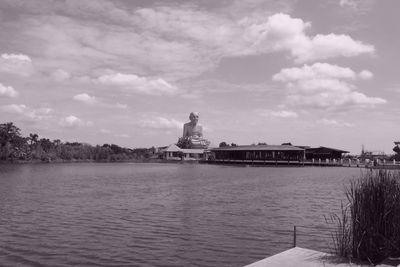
[330,170,400,264]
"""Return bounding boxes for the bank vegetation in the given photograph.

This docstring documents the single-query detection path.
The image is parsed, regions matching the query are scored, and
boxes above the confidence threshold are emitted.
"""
[0,122,156,162]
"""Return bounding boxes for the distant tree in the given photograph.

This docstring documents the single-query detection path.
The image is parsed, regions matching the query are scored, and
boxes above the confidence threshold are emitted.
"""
[39,138,53,153]
[28,133,39,147]
[231,143,238,147]
[110,144,123,154]
[219,142,229,147]
[281,142,292,146]
[257,142,267,145]
[176,137,191,149]
[0,122,154,162]
[0,122,21,146]
[0,122,26,160]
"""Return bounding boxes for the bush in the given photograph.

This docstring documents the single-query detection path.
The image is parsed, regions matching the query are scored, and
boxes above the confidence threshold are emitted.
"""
[331,170,400,264]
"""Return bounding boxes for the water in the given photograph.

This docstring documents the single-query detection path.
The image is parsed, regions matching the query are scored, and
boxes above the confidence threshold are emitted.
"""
[0,163,362,267]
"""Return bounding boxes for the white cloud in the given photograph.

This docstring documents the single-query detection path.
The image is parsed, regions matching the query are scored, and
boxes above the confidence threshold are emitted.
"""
[340,0,356,7]
[115,103,128,109]
[73,93,97,104]
[51,69,71,81]
[114,133,129,138]
[317,118,353,127]
[294,33,374,63]
[273,63,356,82]
[138,117,183,129]
[274,63,385,110]
[1,53,31,62]
[17,7,374,81]
[59,115,85,128]
[0,82,19,97]
[264,110,299,118]
[0,53,33,76]
[1,104,52,121]
[287,91,386,109]
[96,72,179,95]
[238,13,374,63]
[358,70,373,80]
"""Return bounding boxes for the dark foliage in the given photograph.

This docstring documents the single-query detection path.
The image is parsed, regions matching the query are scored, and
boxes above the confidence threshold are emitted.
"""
[330,170,400,264]
[0,122,155,162]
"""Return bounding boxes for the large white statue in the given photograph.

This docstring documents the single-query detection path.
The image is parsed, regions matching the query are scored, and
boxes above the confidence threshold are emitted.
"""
[179,112,210,149]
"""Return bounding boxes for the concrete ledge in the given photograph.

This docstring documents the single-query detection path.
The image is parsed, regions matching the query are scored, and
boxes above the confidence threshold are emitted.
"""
[244,247,399,267]
[244,247,330,267]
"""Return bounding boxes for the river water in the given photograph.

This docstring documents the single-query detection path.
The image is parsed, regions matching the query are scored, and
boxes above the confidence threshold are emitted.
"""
[0,163,362,267]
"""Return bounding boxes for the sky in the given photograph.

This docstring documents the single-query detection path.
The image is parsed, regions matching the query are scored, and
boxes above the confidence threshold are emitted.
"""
[0,0,399,154]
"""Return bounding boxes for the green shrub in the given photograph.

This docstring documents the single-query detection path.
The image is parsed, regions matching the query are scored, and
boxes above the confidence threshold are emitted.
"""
[331,170,400,264]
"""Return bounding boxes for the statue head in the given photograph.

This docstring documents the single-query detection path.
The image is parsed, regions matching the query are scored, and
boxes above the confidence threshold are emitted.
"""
[189,112,199,125]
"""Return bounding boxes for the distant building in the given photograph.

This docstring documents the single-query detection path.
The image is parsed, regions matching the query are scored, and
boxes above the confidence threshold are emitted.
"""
[210,144,305,162]
[161,144,206,160]
[304,146,349,160]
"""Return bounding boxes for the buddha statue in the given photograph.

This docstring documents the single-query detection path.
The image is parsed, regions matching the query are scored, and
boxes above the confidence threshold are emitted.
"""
[179,112,210,149]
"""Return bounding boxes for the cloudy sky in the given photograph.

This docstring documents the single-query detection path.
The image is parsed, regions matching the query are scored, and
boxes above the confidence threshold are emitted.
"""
[0,0,399,154]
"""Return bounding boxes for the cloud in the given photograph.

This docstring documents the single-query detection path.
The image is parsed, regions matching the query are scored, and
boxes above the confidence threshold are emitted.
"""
[0,53,33,76]
[287,91,386,109]
[273,63,356,82]
[358,70,373,80]
[273,63,385,110]
[1,104,52,121]
[114,133,129,138]
[10,4,374,81]
[293,33,374,63]
[1,53,31,62]
[73,93,97,104]
[317,118,353,127]
[0,82,19,97]
[100,129,110,134]
[115,103,128,109]
[138,116,183,129]
[261,109,299,118]
[237,13,374,63]
[339,0,375,13]
[59,115,86,128]
[51,68,71,81]
[96,72,179,95]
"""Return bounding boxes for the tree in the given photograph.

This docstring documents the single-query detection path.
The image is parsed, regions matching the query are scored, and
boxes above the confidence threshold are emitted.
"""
[176,137,191,149]
[28,133,39,147]
[39,138,53,153]
[0,122,22,146]
[0,122,26,160]
[219,141,229,147]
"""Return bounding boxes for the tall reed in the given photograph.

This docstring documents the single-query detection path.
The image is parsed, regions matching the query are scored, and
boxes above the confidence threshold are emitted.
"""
[331,170,400,264]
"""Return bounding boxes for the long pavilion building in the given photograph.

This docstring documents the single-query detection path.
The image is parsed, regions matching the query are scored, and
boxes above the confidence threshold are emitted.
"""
[210,144,305,164]
[209,144,349,166]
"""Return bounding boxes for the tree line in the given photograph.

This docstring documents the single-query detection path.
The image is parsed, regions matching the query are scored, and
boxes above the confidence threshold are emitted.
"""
[0,122,156,162]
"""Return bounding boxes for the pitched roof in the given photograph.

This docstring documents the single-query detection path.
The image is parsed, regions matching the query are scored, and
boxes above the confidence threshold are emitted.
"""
[210,144,304,152]
[181,149,205,153]
[306,146,349,153]
[163,144,182,152]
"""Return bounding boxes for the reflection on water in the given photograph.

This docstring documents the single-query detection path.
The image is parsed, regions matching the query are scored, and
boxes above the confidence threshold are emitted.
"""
[0,163,361,267]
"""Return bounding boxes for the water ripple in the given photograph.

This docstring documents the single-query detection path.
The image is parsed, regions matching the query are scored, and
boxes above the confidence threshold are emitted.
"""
[0,163,360,267]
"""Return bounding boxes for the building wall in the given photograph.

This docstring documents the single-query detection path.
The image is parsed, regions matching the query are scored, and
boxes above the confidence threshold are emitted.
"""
[214,150,304,161]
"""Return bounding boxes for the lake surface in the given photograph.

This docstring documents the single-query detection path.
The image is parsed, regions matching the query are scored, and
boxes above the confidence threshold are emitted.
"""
[0,163,363,267]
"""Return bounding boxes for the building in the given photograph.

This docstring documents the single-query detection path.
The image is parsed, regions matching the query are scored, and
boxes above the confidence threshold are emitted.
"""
[210,144,305,164]
[161,144,206,160]
[304,146,349,160]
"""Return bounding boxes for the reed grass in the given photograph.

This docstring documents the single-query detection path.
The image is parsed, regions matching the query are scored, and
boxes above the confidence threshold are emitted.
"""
[330,170,400,264]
